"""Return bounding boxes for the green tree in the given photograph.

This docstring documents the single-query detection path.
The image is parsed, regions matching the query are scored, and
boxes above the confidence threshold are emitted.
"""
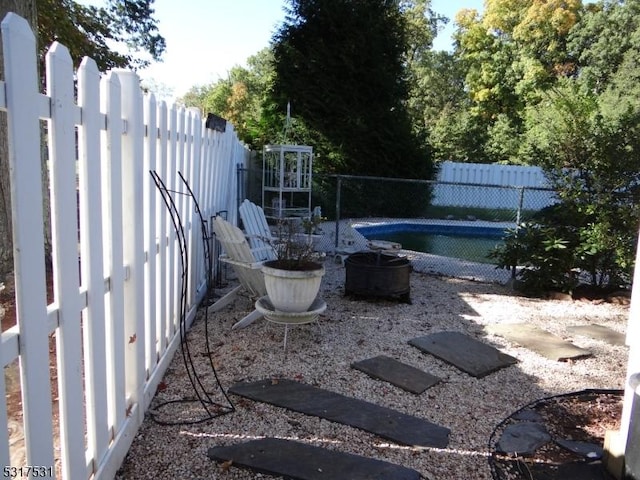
[489,1,640,292]
[429,106,487,162]
[454,7,522,120]
[496,80,640,292]
[271,0,433,179]
[409,51,465,131]
[402,1,472,160]
[485,113,523,164]
[182,82,231,118]
[567,0,640,94]
[181,48,276,148]
[38,0,165,70]
[446,0,581,164]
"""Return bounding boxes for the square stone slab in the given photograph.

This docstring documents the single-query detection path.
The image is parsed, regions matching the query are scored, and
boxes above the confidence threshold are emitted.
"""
[351,355,441,394]
[208,438,422,480]
[486,323,591,361]
[408,331,518,378]
[566,324,626,346]
[229,379,450,448]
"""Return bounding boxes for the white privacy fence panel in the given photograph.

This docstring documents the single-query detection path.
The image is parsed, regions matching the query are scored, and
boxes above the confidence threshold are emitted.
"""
[433,160,557,211]
[438,160,549,187]
[0,13,249,479]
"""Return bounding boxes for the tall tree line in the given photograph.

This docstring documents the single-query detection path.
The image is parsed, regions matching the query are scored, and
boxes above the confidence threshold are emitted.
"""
[182,0,640,171]
[179,0,640,288]
[183,0,440,181]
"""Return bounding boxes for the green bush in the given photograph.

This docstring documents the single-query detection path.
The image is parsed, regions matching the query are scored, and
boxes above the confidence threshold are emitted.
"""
[497,80,640,295]
[491,203,636,295]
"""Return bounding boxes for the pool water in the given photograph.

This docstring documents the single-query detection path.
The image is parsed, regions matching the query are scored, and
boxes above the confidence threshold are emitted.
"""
[356,223,505,264]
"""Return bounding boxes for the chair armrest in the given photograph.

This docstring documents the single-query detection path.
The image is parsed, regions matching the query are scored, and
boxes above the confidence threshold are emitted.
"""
[219,254,264,270]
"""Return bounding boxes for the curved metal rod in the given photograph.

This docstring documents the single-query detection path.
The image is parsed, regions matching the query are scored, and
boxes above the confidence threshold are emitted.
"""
[149,170,234,425]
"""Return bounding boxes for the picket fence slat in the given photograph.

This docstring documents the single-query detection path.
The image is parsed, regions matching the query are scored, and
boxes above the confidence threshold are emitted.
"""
[115,69,146,430]
[191,115,204,294]
[157,103,169,354]
[2,13,56,470]
[1,13,249,479]
[47,41,87,479]
[78,57,110,473]
[175,106,187,319]
[180,109,193,304]
[143,94,158,375]
[185,110,199,303]
[166,105,178,341]
[100,71,128,442]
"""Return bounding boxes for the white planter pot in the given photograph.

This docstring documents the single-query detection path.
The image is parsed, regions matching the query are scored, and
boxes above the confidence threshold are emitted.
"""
[261,261,325,313]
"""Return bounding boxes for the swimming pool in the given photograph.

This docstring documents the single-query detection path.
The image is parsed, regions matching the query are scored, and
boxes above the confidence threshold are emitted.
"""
[355,222,506,264]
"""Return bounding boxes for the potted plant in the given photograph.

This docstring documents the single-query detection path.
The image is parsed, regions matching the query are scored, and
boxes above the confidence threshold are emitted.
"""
[261,219,325,313]
[296,211,325,248]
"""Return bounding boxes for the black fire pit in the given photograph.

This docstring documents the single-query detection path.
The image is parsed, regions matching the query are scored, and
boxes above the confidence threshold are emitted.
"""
[345,251,411,303]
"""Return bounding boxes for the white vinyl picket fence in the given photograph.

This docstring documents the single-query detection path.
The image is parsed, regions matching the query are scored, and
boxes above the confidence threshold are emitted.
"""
[0,13,249,479]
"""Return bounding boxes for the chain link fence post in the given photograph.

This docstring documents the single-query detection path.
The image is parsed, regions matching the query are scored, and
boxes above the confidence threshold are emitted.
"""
[334,175,342,249]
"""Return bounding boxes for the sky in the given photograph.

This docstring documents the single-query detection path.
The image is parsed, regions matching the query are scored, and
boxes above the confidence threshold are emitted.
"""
[81,0,485,100]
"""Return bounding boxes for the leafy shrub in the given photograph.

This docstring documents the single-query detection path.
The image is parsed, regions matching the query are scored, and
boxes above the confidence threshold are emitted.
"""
[490,221,579,295]
[491,203,636,295]
[496,80,640,295]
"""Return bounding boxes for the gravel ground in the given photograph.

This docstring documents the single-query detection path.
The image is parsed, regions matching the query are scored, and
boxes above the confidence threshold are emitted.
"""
[116,256,629,480]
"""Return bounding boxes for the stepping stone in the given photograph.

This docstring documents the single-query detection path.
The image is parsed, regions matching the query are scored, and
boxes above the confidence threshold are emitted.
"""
[486,324,591,361]
[566,324,626,346]
[351,355,441,394]
[555,438,604,459]
[408,331,518,378]
[512,408,544,422]
[208,438,421,480]
[524,461,611,480]
[229,379,450,448]
[496,422,551,455]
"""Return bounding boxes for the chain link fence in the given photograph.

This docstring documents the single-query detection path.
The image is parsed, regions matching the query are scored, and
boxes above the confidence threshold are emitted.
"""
[236,168,557,284]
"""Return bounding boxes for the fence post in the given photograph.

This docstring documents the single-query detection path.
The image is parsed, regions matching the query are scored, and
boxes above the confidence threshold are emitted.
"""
[516,186,525,225]
[334,175,342,249]
[512,186,526,279]
[114,69,146,424]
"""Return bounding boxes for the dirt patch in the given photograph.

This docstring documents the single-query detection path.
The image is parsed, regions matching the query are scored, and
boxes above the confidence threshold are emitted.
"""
[490,390,623,479]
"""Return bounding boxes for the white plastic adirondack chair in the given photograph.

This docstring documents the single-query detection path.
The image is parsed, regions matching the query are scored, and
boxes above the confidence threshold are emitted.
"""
[210,216,267,329]
[239,199,277,262]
